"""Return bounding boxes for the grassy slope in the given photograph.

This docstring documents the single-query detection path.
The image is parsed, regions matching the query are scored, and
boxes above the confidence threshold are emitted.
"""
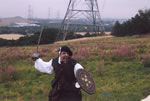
[0,35,150,101]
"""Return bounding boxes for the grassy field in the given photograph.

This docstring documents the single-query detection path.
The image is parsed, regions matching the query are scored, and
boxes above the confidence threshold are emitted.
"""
[0,35,150,101]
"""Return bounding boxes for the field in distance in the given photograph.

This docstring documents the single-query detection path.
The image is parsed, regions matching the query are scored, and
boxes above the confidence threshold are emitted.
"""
[0,33,24,40]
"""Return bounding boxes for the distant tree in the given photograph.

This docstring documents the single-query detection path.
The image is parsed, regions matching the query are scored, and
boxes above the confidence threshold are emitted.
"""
[16,28,59,45]
[112,8,150,36]
[39,28,59,44]
[0,38,8,46]
[65,32,83,40]
[0,28,59,46]
[111,21,123,36]
[84,32,91,37]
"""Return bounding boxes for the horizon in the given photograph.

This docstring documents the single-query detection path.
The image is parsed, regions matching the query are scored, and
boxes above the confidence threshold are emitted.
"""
[0,15,132,20]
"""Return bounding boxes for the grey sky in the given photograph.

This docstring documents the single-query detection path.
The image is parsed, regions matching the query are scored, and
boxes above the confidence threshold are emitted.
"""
[0,0,149,19]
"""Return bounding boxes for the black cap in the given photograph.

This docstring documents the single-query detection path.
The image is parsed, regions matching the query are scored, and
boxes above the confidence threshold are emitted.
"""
[59,46,73,56]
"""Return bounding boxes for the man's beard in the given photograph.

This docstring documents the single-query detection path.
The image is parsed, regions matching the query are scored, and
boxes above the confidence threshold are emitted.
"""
[62,56,70,63]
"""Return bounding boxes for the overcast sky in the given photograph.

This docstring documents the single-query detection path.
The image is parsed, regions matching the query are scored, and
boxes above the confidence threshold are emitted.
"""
[0,0,149,19]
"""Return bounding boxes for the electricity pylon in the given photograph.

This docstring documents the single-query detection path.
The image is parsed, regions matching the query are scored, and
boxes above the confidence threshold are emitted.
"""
[60,0,105,41]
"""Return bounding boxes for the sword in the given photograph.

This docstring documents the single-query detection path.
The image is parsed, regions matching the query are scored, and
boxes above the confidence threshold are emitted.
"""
[36,25,44,53]
[32,25,44,61]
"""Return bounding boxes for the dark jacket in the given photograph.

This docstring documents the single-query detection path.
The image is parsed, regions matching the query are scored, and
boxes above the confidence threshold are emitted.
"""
[49,57,82,101]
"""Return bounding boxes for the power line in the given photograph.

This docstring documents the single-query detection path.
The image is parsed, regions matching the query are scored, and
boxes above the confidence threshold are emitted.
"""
[100,0,106,16]
[64,0,68,5]
[28,5,33,20]
[48,7,51,20]
[146,0,150,9]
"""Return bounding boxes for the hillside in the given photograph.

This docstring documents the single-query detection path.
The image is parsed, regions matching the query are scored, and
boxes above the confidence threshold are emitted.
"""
[0,35,150,101]
[0,16,37,27]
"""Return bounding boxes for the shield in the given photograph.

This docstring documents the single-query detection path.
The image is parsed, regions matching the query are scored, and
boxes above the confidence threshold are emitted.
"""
[76,69,96,94]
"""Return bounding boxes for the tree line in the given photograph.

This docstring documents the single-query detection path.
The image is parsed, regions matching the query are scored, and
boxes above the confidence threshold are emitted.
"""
[112,9,150,36]
[0,28,59,46]
[0,28,102,47]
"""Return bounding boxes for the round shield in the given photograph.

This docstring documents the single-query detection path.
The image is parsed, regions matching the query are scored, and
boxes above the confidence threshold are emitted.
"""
[76,69,96,94]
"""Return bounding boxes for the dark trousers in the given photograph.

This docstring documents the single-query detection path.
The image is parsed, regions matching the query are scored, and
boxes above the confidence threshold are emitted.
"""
[49,90,82,101]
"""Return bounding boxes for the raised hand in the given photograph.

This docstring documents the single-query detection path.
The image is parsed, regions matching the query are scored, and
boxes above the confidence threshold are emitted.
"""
[32,53,39,61]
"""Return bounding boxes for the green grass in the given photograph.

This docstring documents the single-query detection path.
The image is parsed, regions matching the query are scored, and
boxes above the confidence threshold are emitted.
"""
[0,35,150,101]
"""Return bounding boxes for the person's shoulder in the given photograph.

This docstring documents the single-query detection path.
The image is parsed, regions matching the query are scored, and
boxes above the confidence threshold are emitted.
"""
[70,57,78,64]
[52,57,59,61]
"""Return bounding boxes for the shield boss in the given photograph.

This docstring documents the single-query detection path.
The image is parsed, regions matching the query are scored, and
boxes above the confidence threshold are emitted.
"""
[76,69,96,94]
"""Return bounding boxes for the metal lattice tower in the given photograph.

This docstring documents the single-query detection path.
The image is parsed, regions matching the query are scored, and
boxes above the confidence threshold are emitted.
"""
[28,5,33,20]
[60,0,105,40]
[48,8,51,20]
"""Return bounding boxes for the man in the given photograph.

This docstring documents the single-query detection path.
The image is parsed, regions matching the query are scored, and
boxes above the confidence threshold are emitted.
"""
[32,46,84,101]
[141,95,150,101]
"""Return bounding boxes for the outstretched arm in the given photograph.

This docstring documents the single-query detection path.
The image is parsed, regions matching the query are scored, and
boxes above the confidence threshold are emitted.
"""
[34,58,54,74]
[73,63,84,88]
[74,63,84,77]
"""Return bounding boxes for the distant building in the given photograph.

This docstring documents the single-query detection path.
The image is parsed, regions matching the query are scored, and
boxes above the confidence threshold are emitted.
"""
[8,22,40,27]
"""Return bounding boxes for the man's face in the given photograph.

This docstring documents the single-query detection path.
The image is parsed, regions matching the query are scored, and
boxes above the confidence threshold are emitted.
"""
[60,51,70,63]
